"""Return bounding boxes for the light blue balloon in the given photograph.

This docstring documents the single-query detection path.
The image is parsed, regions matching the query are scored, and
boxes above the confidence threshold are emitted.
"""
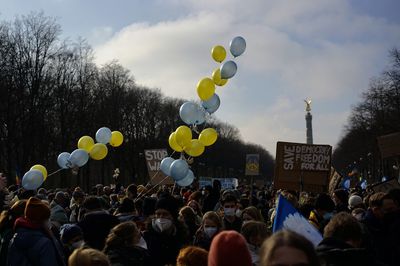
[230,36,246,57]
[22,169,44,190]
[382,176,387,182]
[220,60,237,79]
[69,149,89,167]
[360,180,367,190]
[343,179,350,190]
[177,170,195,187]
[201,94,220,114]
[170,159,189,181]
[160,157,174,176]
[179,102,206,125]
[57,152,71,169]
[96,127,112,144]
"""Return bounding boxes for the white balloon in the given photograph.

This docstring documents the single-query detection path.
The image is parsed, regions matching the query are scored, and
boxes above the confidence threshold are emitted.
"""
[22,169,44,190]
[96,127,112,144]
[201,94,220,114]
[57,152,71,169]
[177,170,195,187]
[69,149,89,167]
[230,36,246,57]
[220,60,237,79]
[160,157,174,176]
[170,159,189,181]
[179,102,206,125]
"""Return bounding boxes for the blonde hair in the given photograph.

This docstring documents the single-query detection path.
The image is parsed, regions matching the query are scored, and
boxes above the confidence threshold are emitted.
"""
[68,248,110,266]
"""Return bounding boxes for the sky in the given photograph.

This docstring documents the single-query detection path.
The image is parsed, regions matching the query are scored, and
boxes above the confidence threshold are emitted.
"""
[1,0,399,157]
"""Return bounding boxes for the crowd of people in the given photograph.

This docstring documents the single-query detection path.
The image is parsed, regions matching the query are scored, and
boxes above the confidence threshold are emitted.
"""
[1,172,400,266]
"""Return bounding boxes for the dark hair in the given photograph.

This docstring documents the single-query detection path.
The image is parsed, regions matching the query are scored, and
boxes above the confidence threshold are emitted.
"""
[103,222,139,253]
[323,212,362,242]
[127,184,137,197]
[221,194,237,204]
[388,189,400,207]
[241,221,270,243]
[369,192,386,208]
[118,198,135,213]
[315,193,335,212]
[83,196,102,211]
[333,189,348,204]
[242,206,264,222]
[260,230,320,266]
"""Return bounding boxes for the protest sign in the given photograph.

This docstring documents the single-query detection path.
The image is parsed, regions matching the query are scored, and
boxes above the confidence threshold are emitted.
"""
[328,168,342,195]
[274,142,332,192]
[144,149,174,185]
[377,132,400,159]
[245,154,260,176]
[370,178,400,193]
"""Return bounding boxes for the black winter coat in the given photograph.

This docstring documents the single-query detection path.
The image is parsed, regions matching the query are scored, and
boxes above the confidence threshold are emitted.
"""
[105,246,150,266]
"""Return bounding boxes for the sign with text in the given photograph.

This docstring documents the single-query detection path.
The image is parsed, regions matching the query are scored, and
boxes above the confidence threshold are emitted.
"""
[245,154,260,176]
[144,149,174,185]
[274,142,332,192]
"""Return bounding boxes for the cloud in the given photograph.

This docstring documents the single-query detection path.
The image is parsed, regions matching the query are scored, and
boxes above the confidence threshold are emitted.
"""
[94,0,400,155]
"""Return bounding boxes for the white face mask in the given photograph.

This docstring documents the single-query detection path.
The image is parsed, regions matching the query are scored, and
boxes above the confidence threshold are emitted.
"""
[204,227,218,238]
[224,207,235,217]
[71,240,84,249]
[152,218,173,232]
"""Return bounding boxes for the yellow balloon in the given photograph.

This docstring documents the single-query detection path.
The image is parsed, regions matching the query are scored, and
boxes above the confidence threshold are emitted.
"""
[197,78,215,101]
[211,45,226,63]
[89,143,108,160]
[175,126,192,148]
[184,139,205,157]
[110,131,124,147]
[30,164,48,181]
[169,132,183,152]
[199,128,218,146]
[78,136,95,153]
[212,68,228,86]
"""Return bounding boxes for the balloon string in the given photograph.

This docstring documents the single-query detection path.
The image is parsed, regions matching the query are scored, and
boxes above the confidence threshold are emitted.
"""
[134,175,171,202]
[47,168,64,178]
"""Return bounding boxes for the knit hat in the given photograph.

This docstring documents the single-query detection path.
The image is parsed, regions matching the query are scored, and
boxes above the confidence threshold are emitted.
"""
[208,230,252,266]
[155,195,179,219]
[60,224,83,243]
[348,195,363,210]
[24,197,51,223]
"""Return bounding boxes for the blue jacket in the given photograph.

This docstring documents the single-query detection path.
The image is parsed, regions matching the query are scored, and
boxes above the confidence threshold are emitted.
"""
[7,227,65,266]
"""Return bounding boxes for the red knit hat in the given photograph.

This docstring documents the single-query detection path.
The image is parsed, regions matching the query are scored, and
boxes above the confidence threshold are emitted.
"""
[24,197,51,223]
[208,230,252,266]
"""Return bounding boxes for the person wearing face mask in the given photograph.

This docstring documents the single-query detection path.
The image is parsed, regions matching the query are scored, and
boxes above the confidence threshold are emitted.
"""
[241,221,270,266]
[221,194,242,232]
[194,211,222,250]
[59,224,84,261]
[143,194,189,266]
[309,193,335,233]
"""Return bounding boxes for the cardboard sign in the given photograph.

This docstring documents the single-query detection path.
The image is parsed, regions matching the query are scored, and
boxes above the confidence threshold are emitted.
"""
[377,132,400,159]
[245,154,260,176]
[144,149,174,185]
[328,168,343,195]
[370,178,400,193]
[274,142,332,192]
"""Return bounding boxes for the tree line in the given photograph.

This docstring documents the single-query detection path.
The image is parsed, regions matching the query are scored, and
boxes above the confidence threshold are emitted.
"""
[333,48,400,182]
[0,12,274,190]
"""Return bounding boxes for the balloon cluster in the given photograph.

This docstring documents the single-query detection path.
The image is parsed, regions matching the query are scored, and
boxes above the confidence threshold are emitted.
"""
[22,127,124,190]
[164,36,246,187]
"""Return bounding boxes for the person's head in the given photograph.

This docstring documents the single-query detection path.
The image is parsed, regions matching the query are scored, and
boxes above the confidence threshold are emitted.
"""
[177,246,208,266]
[208,230,252,266]
[242,206,264,222]
[117,197,135,214]
[126,184,138,200]
[103,186,111,196]
[241,221,270,248]
[68,247,110,266]
[221,194,238,217]
[323,212,362,248]
[0,199,27,229]
[24,197,51,224]
[82,196,103,213]
[55,191,68,208]
[103,222,140,252]
[152,195,179,233]
[203,185,212,197]
[72,190,85,205]
[381,193,398,214]
[260,230,320,266]
[188,200,202,215]
[369,192,386,220]
[351,208,366,221]
[315,193,335,219]
[60,224,84,248]
[202,211,222,239]
[179,206,197,225]
[348,195,364,211]
[332,189,348,206]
